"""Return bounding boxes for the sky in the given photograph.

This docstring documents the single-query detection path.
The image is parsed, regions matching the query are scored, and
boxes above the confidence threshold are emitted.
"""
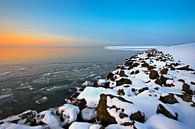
[0,0,195,47]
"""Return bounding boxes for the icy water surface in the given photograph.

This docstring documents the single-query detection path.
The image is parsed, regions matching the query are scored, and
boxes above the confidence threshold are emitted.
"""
[0,47,140,119]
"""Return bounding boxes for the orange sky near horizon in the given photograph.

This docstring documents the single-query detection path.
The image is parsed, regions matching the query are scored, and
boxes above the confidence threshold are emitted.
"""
[0,32,90,47]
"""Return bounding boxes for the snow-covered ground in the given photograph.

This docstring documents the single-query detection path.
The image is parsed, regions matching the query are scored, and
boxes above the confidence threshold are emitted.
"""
[1,43,195,129]
[158,43,195,69]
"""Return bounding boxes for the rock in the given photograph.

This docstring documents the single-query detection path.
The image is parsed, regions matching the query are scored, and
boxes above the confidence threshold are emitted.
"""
[138,87,149,94]
[124,60,133,66]
[157,104,178,120]
[107,72,115,81]
[178,79,185,82]
[149,70,159,79]
[118,70,128,77]
[57,104,80,125]
[119,112,128,119]
[147,49,157,57]
[97,94,117,125]
[69,122,102,129]
[118,89,125,96]
[94,79,107,87]
[98,94,145,125]
[141,62,155,70]
[135,70,140,74]
[0,123,44,129]
[160,68,168,74]
[75,99,87,109]
[37,110,62,129]
[182,83,193,95]
[176,65,194,71]
[159,94,178,104]
[155,76,168,86]
[177,93,192,102]
[191,81,195,85]
[116,78,132,86]
[141,62,150,68]
[81,108,96,121]
[130,111,145,123]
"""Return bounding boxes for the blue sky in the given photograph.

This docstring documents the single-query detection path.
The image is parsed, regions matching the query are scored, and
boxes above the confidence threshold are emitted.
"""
[0,0,195,46]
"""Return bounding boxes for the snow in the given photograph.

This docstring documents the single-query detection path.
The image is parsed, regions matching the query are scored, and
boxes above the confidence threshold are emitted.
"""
[158,43,195,69]
[58,104,80,125]
[78,87,117,108]
[0,123,43,129]
[106,96,139,123]
[104,46,163,51]
[146,114,191,129]
[69,122,91,129]
[81,107,97,121]
[69,122,102,129]
[38,110,62,129]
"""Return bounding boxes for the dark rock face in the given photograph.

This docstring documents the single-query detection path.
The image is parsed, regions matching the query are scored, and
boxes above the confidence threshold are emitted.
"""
[116,78,132,86]
[176,65,194,71]
[141,62,155,70]
[126,62,140,69]
[107,72,115,81]
[191,81,195,85]
[160,68,168,74]
[118,89,125,96]
[97,94,116,125]
[118,70,128,77]
[130,111,145,123]
[119,112,128,118]
[155,76,168,86]
[182,83,193,95]
[124,60,133,66]
[177,93,192,102]
[149,70,159,79]
[75,99,87,109]
[138,87,149,94]
[159,94,178,104]
[135,70,140,74]
[157,104,178,120]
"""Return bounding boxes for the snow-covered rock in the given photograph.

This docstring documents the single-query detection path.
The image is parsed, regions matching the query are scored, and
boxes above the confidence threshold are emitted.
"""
[78,87,117,108]
[36,110,62,129]
[81,107,97,121]
[57,104,80,125]
[0,123,44,129]
[69,122,102,129]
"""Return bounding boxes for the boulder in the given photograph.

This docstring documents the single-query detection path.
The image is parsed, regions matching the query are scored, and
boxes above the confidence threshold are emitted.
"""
[116,78,132,86]
[81,108,96,121]
[118,70,128,77]
[160,68,168,74]
[159,94,178,104]
[130,111,145,123]
[57,104,80,125]
[149,70,159,79]
[97,94,116,125]
[107,72,115,81]
[157,104,178,120]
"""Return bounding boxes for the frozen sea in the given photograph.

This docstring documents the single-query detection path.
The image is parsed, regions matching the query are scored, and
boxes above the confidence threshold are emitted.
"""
[0,47,141,119]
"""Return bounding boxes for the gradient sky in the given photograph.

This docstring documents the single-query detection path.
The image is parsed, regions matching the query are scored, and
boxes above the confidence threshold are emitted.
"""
[0,0,195,47]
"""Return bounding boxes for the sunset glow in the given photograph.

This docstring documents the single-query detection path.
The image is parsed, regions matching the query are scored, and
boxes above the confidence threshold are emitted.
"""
[0,32,90,47]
